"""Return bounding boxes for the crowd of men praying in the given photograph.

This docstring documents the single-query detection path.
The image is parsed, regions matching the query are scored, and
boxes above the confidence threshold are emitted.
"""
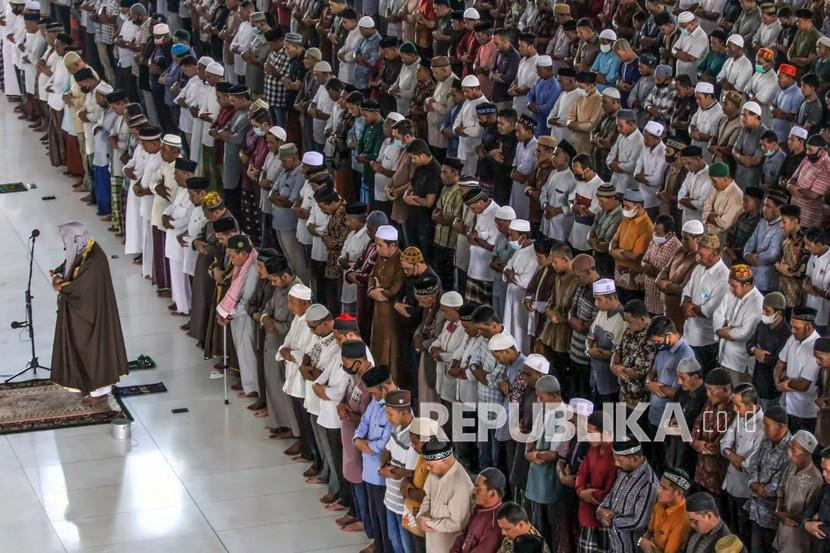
[9,0,830,551]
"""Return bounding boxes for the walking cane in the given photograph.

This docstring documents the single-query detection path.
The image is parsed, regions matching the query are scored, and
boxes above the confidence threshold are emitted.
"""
[222,323,229,405]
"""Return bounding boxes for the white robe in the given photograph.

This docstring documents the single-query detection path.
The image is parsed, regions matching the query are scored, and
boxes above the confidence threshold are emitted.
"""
[279,314,315,399]
[549,88,585,143]
[163,187,195,314]
[502,245,539,353]
[390,59,418,116]
[540,168,577,241]
[452,95,487,174]
[1,8,21,97]
[183,201,207,276]
[337,27,362,85]
[568,175,603,251]
[124,145,149,255]
[512,54,538,116]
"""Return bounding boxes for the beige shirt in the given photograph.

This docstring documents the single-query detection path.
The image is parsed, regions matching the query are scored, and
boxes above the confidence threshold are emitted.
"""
[150,160,180,229]
[566,90,603,154]
[417,459,474,553]
[702,181,744,238]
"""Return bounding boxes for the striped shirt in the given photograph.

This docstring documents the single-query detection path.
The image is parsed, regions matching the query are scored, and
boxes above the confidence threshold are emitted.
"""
[599,460,659,553]
[470,336,507,408]
[568,283,597,367]
[433,184,463,248]
[790,151,830,228]
[384,422,415,515]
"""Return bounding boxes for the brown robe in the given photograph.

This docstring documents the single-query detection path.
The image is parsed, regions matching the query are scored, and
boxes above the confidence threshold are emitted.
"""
[51,242,128,394]
[655,247,698,333]
[369,249,405,380]
[537,271,579,354]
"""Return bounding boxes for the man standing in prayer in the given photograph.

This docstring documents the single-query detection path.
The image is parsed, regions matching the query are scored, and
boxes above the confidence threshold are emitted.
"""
[368,225,405,379]
[51,222,128,404]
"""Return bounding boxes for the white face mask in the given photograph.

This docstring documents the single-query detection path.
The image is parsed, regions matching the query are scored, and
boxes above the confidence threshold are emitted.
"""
[508,240,521,250]
[652,234,667,245]
[600,43,611,53]
[622,208,637,218]
[761,314,777,325]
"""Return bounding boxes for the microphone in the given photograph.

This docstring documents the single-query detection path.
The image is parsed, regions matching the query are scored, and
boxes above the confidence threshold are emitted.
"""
[30,229,40,238]
[10,321,27,329]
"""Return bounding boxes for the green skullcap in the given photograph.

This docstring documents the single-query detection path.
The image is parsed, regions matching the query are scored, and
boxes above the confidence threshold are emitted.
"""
[708,162,730,178]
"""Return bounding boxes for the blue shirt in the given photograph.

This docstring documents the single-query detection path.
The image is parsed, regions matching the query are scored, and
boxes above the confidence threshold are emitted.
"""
[354,397,392,485]
[590,50,622,93]
[271,166,304,231]
[442,103,462,158]
[496,353,526,442]
[772,83,805,143]
[527,76,561,137]
[354,32,382,90]
[743,217,786,292]
[648,337,695,426]
[619,58,641,108]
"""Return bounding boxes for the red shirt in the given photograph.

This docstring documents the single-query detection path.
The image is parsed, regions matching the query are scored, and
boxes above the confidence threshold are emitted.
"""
[575,444,618,528]
[455,30,480,77]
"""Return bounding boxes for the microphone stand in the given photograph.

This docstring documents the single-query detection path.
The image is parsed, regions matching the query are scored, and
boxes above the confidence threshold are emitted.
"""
[5,232,51,382]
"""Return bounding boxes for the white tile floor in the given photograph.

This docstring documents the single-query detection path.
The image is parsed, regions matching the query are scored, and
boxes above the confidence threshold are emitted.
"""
[0,97,367,552]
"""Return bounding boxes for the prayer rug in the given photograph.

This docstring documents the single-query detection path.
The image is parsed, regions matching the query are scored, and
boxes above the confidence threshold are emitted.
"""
[0,182,28,193]
[0,379,130,435]
[113,383,167,397]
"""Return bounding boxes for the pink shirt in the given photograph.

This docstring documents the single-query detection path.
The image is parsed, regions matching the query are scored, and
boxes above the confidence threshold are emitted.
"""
[791,151,830,228]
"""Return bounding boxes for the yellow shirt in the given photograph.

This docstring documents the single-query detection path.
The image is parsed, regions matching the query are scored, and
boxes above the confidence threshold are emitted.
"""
[612,211,654,273]
[647,499,691,553]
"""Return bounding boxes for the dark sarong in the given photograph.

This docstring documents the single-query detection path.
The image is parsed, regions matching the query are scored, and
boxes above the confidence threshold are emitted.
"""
[48,108,65,167]
[152,227,171,290]
[63,132,85,176]
[188,252,214,343]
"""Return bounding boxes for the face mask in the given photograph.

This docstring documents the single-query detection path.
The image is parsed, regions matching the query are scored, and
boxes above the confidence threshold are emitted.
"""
[764,149,775,157]
[622,208,637,218]
[665,154,677,163]
[508,240,521,250]
[80,86,92,93]
[600,43,611,53]
[808,152,822,162]
[119,12,128,21]
[680,27,689,36]
[254,127,266,137]
[755,63,765,73]
[761,314,777,325]
[575,172,586,181]
[342,362,358,375]
[652,233,667,245]
[252,27,262,34]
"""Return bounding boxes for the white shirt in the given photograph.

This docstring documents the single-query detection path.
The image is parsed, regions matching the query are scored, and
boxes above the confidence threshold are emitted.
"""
[337,27,362,85]
[806,248,830,326]
[453,95,487,161]
[690,101,724,161]
[540,168,577,241]
[712,287,763,373]
[374,138,402,201]
[434,318,468,402]
[311,85,336,145]
[677,165,712,224]
[162,187,195,261]
[139,152,163,219]
[682,259,731,346]
[279,313,315,398]
[607,129,644,193]
[716,55,753,95]
[746,69,778,126]
[512,53,539,116]
[47,57,70,111]
[720,408,764,498]
[779,331,821,418]
[671,25,709,83]
[391,59,418,116]
[753,20,782,49]
[231,20,254,76]
[697,0,727,34]
[568,175,603,251]
[549,88,585,143]
[308,201,330,262]
[296,179,314,245]
[176,76,203,133]
[427,75,456,148]
[467,200,500,281]
[504,244,539,288]
[315,352,351,429]
[116,18,139,68]
[341,226,370,304]
[633,141,667,209]
[198,84,220,148]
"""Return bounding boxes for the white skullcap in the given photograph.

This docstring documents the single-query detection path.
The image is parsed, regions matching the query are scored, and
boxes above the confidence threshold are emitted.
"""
[536,55,553,67]
[677,11,695,23]
[302,151,324,165]
[94,82,113,95]
[682,219,705,235]
[306,303,330,322]
[313,61,332,73]
[524,353,550,374]
[509,219,531,233]
[206,62,224,76]
[269,126,287,141]
[742,101,762,116]
[602,87,621,100]
[440,291,463,308]
[819,35,830,49]
[288,283,312,300]
[358,16,375,27]
[644,120,664,137]
[24,0,39,9]
[197,56,214,66]
[599,29,617,41]
[463,7,480,19]
[793,430,819,453]
[387,112,405,123]
[153,23,170,35]
[376,225,399,241]
[790,125,809,140]
[488,332,516,351]
[592,278,616,296]
[569,397,594,417]
[162,134,182,147]
[694,81,714,95]
[727,34,744,48]
[495,205,516,220]
[461,75,480,88]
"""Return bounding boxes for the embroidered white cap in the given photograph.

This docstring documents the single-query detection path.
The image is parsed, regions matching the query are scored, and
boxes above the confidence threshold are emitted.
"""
[463,7,480,19]
[592,278,616,296]
[644,120,664,137]
[358,16,375,27]
[376,225,399,241]
[509,219,531,233]
[302,151,324,165]
[440,291,463,308]
[289,283,312,300]
[682,219,705,235]
[461,75,480,88]
[488,333,516,351]
[495,205,516,220]
[523,353,550,374]
[268,126,287,141]
[599,29,617,41]
[694,81,714,95]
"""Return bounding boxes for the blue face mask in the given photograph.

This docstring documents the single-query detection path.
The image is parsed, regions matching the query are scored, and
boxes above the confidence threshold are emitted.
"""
[252,27,262,35]
[680,27,689,36]
[254,127,266,137]
[508,240,521,250]
[764,149,775,157]
[755,63,765,73]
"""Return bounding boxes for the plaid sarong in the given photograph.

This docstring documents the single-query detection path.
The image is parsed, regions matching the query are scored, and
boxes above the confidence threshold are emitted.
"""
[111,175,124,233]
[465,277,493,305]
[577,526,609,553]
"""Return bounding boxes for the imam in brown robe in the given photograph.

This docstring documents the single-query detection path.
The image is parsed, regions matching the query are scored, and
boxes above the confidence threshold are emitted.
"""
[51,236,128,396]
[369,248,405,380]
[188,212,236,343]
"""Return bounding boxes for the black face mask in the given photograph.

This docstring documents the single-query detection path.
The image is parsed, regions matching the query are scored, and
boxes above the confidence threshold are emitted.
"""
[574,171,586,181]
[341,362,358,375]
[80,86,92,93]
[665,154,677,163]
[807,152,822,162]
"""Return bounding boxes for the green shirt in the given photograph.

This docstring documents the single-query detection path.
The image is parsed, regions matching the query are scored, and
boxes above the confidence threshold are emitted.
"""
[697,51,727,80]
[811,56,830,84]
[433,183,462,248]
[356,122,384,183]
[791,27,821,64]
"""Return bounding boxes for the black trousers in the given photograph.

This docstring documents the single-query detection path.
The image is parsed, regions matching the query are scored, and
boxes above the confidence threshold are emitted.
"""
[789,415,817,434]
[366,482,392,553]
[290,396,319,465]
[432,244,455,291]
[692,343,719,376]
